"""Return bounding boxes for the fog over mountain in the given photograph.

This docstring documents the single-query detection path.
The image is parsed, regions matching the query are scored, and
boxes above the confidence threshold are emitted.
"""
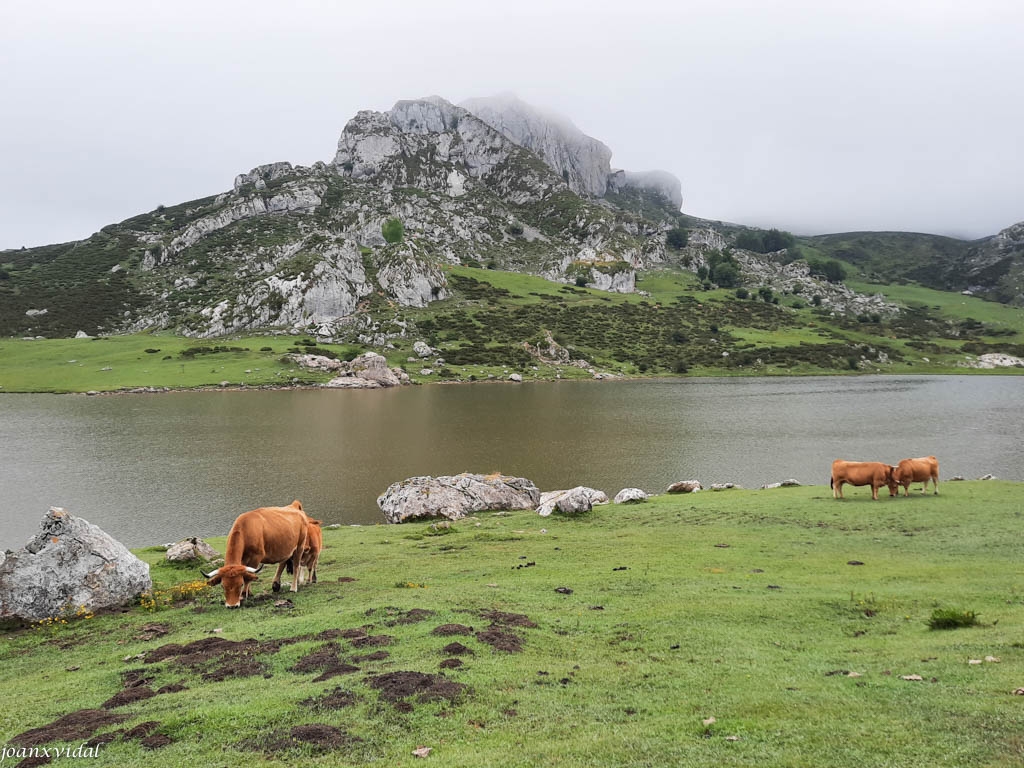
[2,0,1022,249]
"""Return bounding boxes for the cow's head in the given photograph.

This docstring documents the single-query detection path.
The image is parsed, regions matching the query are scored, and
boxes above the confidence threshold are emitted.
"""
[201,564,263,608]
[886,465,899,497]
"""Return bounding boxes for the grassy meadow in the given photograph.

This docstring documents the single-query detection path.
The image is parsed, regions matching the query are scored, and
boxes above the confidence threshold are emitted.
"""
[2,266,1024,393]
[2,482,1023,766]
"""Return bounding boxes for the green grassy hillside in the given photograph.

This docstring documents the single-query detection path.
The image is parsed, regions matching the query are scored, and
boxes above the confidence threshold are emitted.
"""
[2,266,1023,392]
[2,482,1022,766]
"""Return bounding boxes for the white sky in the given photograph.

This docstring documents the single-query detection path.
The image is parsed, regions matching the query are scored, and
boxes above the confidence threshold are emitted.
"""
[2,0,1022,248]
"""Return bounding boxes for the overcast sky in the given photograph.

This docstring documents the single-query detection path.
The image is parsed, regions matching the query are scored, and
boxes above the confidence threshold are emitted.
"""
[2,0,1022,249]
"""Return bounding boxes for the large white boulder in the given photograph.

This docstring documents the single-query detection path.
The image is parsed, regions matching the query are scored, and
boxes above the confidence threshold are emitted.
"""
[613,488,648,504]
[0,508,151,624]
[537,487,609,516]
[378,473,541,524]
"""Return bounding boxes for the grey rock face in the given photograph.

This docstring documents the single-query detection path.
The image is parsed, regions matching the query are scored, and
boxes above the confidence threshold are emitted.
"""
[537,487,609,516]
[322,352,410,388]
[165,537,220,563]
[667,480,702,494]
[377,473,541,523]
[607,169,683,210]
[613,488,648,504]
[462,93,613,197]
[0,507,151,623]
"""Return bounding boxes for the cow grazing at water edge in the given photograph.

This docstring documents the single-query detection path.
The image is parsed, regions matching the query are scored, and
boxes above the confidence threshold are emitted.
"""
[893,456,940,496]
[286,516,323,585]
[202,500,309,608]
[830,460,897,500]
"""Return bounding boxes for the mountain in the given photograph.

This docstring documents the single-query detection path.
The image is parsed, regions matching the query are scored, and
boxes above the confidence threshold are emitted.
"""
[0,93,1020,342]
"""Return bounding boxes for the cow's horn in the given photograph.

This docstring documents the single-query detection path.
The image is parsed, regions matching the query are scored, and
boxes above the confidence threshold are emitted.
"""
[200,567,220,579]
[246,564,264,574]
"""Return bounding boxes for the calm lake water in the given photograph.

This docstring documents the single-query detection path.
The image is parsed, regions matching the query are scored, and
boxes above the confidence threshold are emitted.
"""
[1,375,1021,549]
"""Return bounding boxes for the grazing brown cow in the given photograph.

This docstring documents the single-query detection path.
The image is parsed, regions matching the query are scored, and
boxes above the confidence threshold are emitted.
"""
[286,516,323,585]
[830,459,897,500]
[893,456,940,496]
[202,500,308,608]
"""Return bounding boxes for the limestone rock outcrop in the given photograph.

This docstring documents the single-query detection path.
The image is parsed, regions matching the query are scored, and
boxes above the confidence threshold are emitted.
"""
[165,537,220,563]
[613,488,649,504]
[537,487,609,516]
[0,508,151,624]
[377,473,541,523]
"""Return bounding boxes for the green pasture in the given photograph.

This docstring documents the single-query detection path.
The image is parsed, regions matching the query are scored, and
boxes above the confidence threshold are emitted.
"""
[2,482,1023,766]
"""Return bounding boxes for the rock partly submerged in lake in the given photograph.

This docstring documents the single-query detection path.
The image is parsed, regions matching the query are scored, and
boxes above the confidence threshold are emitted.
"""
[378,473,541,523]
[0,507,152,624]
[288,351,411,388]
[537,487,609,516]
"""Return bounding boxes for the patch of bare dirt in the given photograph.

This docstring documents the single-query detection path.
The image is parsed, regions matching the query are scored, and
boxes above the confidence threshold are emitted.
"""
[101,686,156,709]
[140,734,174,749]
[440,658,463,669]
[11,710,128,747]
[476,627,524,653]
[121,669,154,688]
[156,682,188,694]
[144,636,274,681]
[367,671,467,708]
[123,721,161,740]
[133,622,171,641]
[242,725,361,756]
[289,642,359,682]
[352,650,389,662]
[350,634,393,648]
[432,623,474,636]
[300,687,360,711]
[480,610,537,628]
[387,608,435,625]
[442,642,474,656]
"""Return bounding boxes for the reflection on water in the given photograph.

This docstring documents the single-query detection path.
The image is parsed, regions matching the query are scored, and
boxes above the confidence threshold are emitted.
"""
[1,375,1021,548]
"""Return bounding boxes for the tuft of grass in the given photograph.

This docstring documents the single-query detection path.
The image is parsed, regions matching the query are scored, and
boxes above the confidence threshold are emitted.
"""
[927,608,981,630]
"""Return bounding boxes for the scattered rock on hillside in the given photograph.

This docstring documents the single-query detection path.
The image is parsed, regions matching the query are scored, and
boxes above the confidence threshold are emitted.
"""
[322,352,410,389]
[761,479,802,489]
[710,483,738,491]
[667,480,702,494]
[377,473,541,523]
[537,487,608,516]
[613,488,648,504]
[165,537,220,563]
[0,507,152,624]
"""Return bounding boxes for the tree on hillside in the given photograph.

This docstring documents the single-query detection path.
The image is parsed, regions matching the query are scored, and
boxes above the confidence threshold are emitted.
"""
[382,217,405,244]
[666,227,689,249]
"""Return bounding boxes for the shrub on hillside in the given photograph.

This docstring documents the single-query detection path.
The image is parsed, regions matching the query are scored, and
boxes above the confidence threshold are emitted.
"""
[382,218,405,244]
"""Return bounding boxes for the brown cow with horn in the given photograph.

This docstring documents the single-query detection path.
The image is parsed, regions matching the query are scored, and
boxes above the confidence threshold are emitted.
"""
[830,459,898,500]
[893,456,940,496]
[202,500,309,608]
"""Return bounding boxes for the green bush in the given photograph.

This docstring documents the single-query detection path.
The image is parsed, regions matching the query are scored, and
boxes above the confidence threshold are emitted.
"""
[382,218,405,244]
[666,227,689,249]
[735,287,749,299]
[927,608,980,630]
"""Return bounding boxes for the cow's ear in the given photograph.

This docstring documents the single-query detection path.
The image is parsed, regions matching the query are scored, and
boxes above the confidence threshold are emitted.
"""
[243,572,259,582]
[206,575,222,587]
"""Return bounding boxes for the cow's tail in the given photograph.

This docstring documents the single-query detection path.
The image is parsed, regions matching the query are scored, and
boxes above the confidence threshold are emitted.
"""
[286,560,294,575]
[829,474,833,489]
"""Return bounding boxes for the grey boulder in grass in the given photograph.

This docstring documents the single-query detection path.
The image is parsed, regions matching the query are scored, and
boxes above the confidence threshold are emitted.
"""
[377,473,541,524]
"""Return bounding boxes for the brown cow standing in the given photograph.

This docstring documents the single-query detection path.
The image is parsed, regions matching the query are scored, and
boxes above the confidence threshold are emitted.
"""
[202,500,308,608]
[286,516,323,585]
[893,456,940,496]
[830,459,897,500]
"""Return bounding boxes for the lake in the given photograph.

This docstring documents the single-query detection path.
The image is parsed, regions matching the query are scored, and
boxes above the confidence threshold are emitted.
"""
[1,375,1021,549]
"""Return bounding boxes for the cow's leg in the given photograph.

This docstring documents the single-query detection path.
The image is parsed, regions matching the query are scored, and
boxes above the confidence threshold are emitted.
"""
[271,562,287,592]
[871,484,879,501]
[932,473,939,495]
[290,550,302,592]
[311,554,318,583]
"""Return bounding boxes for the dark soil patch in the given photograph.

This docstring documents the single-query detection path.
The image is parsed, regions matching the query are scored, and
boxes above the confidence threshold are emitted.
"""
[123,721,161,740]
[350,634,393,648]
[300,687,359,711]
[368,671,467,706]
[442,642,474,656]
[337,576,357,582]
[387,608,434,625]
[244,724,360,756]
[102,686,156,709]
[85,729,125,747]
[440,658,463,669]
[121,669,154,688]
[11,710,128,747]
[140,734,174,749]
[480,610,537,628]
[352,650,389,662]
[476,627,524,653]
[145,636,274,681]
[156,682,188,694]
[133,622,171,641]
[289,642,359,682]
[432,623,474,636]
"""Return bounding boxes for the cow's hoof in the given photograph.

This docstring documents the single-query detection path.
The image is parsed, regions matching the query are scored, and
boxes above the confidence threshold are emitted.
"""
[272,582,281,593]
